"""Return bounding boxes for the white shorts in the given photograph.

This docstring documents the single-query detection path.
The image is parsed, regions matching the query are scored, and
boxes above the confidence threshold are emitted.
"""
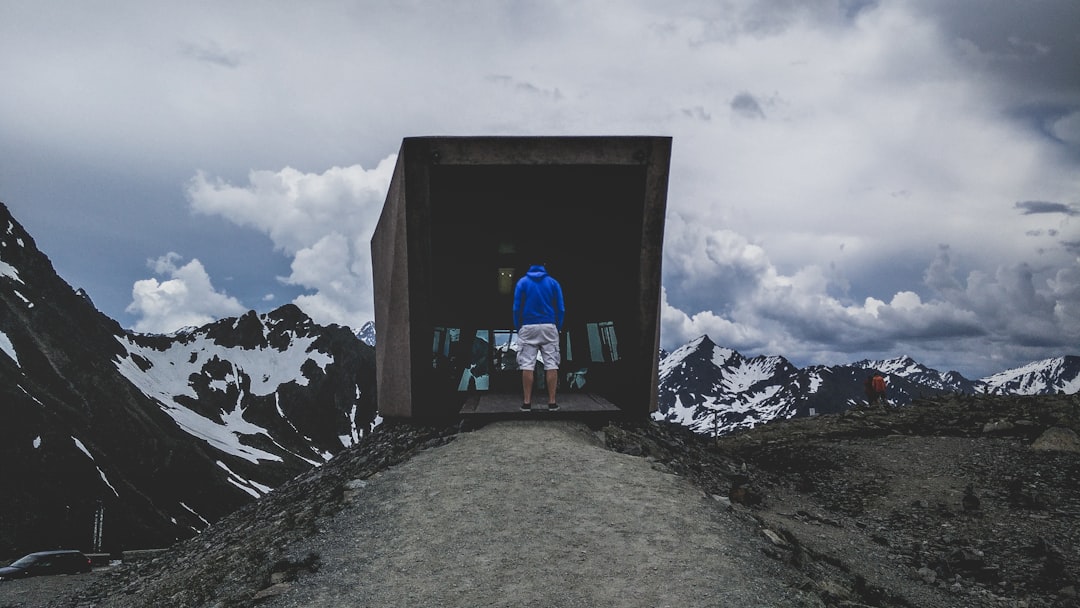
[516,324,560,370]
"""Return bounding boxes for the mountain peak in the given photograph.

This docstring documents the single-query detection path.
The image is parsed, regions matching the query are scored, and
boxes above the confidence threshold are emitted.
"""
[689,334,715,348]
[266,303,312,325]
[356,320,376,346]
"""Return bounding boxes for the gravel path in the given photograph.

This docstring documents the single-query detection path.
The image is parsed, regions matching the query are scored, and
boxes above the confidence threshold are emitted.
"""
[262,420,814,607]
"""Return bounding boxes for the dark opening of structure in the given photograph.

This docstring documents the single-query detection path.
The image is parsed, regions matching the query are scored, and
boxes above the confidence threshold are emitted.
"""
[371,136,670,421]
[427,164,644,413]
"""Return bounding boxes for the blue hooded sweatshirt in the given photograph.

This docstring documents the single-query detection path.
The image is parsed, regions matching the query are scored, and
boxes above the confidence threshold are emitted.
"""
[513,265,565,330]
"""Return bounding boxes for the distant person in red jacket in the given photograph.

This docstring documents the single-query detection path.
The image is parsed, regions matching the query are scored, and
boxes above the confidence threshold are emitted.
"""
[864,374,877,406]
[871,373,887,405]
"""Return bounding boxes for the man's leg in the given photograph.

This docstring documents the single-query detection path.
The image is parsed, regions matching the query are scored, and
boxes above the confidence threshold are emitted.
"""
[545,369,558,405]
[521,369,534,405]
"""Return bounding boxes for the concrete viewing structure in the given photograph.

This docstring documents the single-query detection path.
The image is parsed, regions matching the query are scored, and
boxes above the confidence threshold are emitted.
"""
[371,136,671,421]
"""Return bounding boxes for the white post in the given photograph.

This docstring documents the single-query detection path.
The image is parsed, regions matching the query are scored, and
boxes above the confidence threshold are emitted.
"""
[92,502,103,553]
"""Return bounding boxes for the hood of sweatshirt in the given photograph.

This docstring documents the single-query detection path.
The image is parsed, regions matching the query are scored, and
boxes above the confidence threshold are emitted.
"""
[526,265,548,280]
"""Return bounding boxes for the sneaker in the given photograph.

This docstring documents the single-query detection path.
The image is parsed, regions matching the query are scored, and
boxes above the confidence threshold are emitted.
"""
[547,403,559,412]
[520,403,531,412]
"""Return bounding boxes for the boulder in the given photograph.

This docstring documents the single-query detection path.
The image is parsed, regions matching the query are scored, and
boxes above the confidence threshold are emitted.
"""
[1031,427,1080,452]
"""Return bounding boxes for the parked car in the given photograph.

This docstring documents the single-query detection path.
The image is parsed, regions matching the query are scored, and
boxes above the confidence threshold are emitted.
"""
[0,550,92,581]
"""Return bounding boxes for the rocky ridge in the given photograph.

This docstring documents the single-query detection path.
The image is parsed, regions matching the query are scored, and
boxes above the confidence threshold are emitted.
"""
[6,393,1072,608]
[612,393,1080,607]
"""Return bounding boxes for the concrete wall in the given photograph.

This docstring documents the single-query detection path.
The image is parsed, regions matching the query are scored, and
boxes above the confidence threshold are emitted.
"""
[371,136,671,421]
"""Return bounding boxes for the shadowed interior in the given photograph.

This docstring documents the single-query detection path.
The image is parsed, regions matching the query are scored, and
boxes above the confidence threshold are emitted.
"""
[428,164,647,410]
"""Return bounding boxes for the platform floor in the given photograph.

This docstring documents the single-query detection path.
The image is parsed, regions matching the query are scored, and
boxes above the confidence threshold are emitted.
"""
[459,391,619,415]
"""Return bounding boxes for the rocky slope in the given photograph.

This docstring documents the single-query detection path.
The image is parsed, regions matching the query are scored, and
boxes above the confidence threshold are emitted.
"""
[628,393,1080,607]
[7,393,1073,608]
[0,202,377,557]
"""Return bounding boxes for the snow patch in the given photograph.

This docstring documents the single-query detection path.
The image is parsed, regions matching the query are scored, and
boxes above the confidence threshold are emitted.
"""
[709,344,736,368]
[720,360,773,393]
[179,502,211,527]
[12,290,32,307]
[113,331,332,463]
[0,260,23,283]
[161,401,282,464]
[72,436,94,460]
[216,461,272,498]
[116,331,331,400]
[98,468,120,497]
[72,436,120,496]
[19,384,44,406]
[0,330,18,366]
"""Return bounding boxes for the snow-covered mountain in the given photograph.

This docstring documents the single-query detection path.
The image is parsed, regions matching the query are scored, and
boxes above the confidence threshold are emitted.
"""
[978,356,1080,395]
[654,336,1078,436]
[115,304,378,480]
[656,336,801,435]
[0,201,376,556]
[853,356,976,393]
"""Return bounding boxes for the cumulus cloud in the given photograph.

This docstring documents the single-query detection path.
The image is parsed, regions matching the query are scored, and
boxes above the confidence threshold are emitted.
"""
[185,157,396,330]
[660,218,1078,376]
[922,248,1080,349]
[4,0,1079,377]
[126,253,246,333]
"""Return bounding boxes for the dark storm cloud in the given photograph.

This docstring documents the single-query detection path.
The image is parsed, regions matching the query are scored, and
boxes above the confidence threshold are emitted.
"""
[874,305,986,341]
[1014,200,1079,216]
[924,249,1079,351]
[912,0,1080,156]
[731,92,765,119]
[914,0,1080,101]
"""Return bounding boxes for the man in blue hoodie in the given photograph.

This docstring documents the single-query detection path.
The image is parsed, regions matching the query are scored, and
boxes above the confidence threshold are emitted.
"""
[513,264,565,412]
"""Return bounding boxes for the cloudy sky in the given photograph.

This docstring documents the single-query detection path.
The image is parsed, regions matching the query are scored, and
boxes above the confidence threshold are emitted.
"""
[2,0,1077,379]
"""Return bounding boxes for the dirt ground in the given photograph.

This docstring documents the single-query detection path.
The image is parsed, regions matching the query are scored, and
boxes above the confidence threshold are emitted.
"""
[0,571,98,608]
[258,420,818,608]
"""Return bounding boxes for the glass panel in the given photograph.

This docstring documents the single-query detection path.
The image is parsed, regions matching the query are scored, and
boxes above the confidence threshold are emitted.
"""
[493,330,519,371]
[432,326,445,357]
[586,321,619,363]
[431,326,460,358]
[600,321,619,361]
[587,323,603,362]
[457,330,491,391]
